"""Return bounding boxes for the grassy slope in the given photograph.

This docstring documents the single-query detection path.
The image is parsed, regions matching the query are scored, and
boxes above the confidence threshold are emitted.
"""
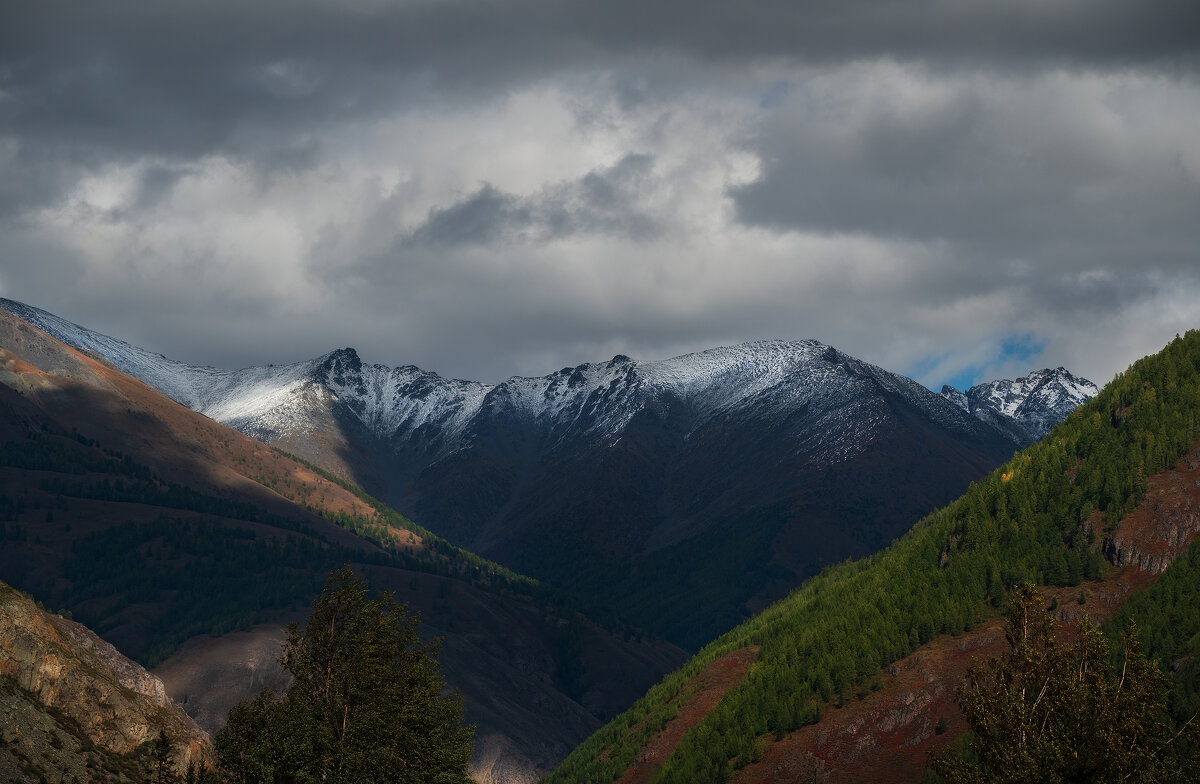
[547,330,1200,784]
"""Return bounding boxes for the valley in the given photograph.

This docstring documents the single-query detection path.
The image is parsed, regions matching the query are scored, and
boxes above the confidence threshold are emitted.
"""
[545,330,1200,783]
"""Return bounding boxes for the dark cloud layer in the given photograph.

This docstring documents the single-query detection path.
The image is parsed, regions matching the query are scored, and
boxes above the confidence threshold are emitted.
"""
[4,1,1196,160]
[733,69,1200,264]
[1,0,1199,388]
[409,155,660,247]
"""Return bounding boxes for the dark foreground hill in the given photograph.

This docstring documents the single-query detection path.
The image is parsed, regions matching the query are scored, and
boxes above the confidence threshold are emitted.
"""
[0,299,1095,651]
[546,330,1200,784]
[0,308,684,782]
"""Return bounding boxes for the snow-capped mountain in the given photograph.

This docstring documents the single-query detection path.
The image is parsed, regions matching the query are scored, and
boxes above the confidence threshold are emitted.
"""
[0,298,1094,648]
[0,297,1037,459]
[0,297,990,459]
[940,368,1098,443]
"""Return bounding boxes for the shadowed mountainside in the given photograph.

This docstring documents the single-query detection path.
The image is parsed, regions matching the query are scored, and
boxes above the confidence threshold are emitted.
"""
[0,299,1096,651]
[0,308,684,782]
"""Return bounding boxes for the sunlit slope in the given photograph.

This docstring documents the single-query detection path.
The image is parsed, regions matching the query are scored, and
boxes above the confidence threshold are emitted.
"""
[547,331,1200,784]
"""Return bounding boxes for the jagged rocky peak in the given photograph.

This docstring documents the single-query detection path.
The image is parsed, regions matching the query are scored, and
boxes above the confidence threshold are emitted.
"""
[941,385,970,412]
[322,346,362,370]
[942,366,1099,442]
[315,346,365,388]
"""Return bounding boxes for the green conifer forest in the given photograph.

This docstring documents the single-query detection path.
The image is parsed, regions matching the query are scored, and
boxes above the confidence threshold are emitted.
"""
[547,331,1200,783]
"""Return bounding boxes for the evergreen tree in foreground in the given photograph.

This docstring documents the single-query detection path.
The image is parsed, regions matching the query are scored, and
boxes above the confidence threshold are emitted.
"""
[215,565,474,784]
[931,585,1199,784]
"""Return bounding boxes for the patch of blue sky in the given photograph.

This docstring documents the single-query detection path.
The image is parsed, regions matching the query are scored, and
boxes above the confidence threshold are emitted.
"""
[942,367,979,394]
[914,333,1047,393]
[998,334,1046,366]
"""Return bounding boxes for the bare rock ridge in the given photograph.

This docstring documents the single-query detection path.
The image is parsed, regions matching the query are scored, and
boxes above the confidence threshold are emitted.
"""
[1102,444,1200,575]
[0,580,211,782]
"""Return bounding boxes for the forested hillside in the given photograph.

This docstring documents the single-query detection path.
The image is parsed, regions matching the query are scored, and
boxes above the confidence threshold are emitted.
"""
[1107,535,1200,738]
[547,330,1200,784]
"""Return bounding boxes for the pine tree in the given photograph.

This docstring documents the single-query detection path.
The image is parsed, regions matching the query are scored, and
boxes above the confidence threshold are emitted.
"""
[930,585,1199,783]
[150,729,173,784]
[215,565,474,784]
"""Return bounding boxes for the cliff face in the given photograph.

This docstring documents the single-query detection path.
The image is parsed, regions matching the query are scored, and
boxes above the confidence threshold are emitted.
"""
[0,581,211,782]
[1102,444,1200,575]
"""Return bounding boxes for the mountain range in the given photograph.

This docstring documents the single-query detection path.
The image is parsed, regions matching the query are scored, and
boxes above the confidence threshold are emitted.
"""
[0,298,1097,650]
[546,330,1200,784]
[0,295,1099,648]
[0,297,1117,783]
[0,306,683,782]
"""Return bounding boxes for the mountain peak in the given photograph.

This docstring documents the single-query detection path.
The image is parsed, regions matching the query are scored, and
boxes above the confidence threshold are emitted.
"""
[940,366,1098,442]
[320,346,362,369]
[3,295,1096,453]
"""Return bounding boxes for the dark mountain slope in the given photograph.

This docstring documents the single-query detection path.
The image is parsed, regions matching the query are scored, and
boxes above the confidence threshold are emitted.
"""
[0,309,684,782]
[547,330,1200,784]
[1,299,1093,651]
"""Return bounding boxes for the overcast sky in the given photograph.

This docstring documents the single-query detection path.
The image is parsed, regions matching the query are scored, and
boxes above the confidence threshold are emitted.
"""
[2,1,1198,389]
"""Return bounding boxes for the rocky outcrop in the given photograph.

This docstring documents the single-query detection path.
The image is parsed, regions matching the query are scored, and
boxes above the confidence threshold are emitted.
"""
[0,581,211,778]
[1102,449,1200,575]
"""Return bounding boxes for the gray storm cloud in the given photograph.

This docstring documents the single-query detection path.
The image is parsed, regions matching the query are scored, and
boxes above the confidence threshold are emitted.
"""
[1,0,1198,387]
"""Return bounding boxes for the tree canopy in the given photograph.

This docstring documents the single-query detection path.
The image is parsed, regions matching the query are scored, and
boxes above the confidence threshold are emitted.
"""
[931,584,1199,784]
[214,565,474,784]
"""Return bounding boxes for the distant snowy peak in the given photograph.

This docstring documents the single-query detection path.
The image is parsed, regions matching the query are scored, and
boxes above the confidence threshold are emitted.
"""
[941,367,1098,441]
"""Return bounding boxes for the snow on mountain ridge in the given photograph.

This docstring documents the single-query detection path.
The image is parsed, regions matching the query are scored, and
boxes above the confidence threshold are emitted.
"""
[1,298,1088,458]
[314,348,490,443]
[941,367,1098,442]
[0,297,915,458]
[0,297,227,409]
